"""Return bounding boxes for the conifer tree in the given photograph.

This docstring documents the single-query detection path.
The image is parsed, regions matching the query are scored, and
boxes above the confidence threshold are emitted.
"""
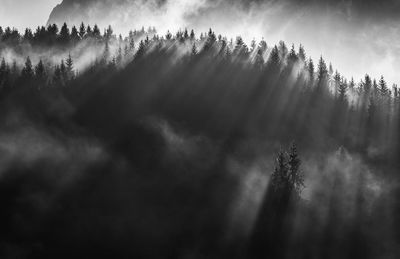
[267,45,280,69]
[379,76,388,96]
[34,59,47,87]
[86,25,93,38]
[59,22,70,44]
[65,53,74,80]
[21,56,34,82]
[70,26,79,44]
[191,43,198,56]
[0,58,9,87]
[190,29,195,41]
[93,25,101,39]
[288,44,298,64]
[79,22,86,39]
[259,38,267,55]
[298,44,306,63]
[317,56,328,84]
[135,40,146,59]
[363,74,372,93]
[53,65,62,86]
[60,59,67,84]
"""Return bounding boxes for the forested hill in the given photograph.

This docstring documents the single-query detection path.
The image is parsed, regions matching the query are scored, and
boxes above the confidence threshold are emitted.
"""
[0,23,399,258]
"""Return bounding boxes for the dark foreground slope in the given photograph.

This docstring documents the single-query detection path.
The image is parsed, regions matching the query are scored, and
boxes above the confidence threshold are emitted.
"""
[0,34,399,258]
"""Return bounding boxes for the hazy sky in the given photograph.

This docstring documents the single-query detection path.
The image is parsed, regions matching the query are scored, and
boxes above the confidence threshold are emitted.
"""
[0,0,61,29]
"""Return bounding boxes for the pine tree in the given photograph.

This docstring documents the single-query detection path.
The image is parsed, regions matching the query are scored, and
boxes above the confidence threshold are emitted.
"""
[298,44,306,63]
[129,37,135,51]
[70,26,79,44]
[190,29,195,41]
[59,22,70,44]
[278,41,288,61]
[86,25,93,38]
[65,53,74,80]
[317,56,328,84]
[349,77,355,90]
[34,59,47,87]
[135,40,146,59]
[53,65,62,86]
[124,44,129,57]
[338,79,348,102]
[79,22,86,39]
[191,43,198,56]
[333,70,341,95]
[0,58,8,87]
[363,74,372,93]
[93,24,101,39]
[116,46,123,65]
[379,76,388,96]
[254,48,265,70]
[287,143,304,196]
[60,59,67,84]
[21,56,34,81]
[259,38,267,55]
[267,45,280,69]
[308,57,314,82]
[288,44,298,64]
[271,144,304,201]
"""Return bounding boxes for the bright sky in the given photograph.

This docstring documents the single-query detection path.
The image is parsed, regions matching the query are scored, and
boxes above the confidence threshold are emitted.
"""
[0,0,61,30]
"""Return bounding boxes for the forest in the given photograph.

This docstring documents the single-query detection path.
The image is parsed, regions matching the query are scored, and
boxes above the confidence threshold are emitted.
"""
[0,22,399,258]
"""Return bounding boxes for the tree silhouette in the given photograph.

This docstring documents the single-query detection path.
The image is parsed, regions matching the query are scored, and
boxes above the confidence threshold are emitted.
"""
[66,53,74,80]
[59,22,70,44]
[21,56,34,83]
[79,22,86,39]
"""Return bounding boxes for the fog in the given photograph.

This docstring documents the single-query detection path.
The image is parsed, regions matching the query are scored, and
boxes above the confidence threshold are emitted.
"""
[47,0,400,85]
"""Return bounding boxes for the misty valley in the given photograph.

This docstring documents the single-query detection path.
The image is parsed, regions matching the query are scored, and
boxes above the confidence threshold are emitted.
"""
[0,22,399,259]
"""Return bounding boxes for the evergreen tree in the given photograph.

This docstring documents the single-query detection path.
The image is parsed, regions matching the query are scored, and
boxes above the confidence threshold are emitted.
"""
[254,48,265,70]
[288,44,298,64]
[271,144,304,201]
[34,59,47,87]
[278,41,288,61]
[124,44,129,57]
[23,28,34,43]
[21,56,34,82]
[0,58,10,88]
[65,53,74,80]
[267,45,280,69]
[116,46,123,65]
[93,25,101,39]
[60,59,67,83]
[102,41,110,64]
[135,40,146,59]
[79,22,86,39]
[379,76,388,96]
[191,43,198,56]
[190,29,195,41]
[53,65,62,86]
[59,22,70,44]
[129,37,135,51]
[86,25,93,38]
[70,26,79,44]
[349,77,355,90]
[317,56,328,84]
[333,70,341,95]
[338,79,348,102]
[259,38,267,55]
[287,143,304,196]
[298,44,306,63]
[362,74,372,93]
